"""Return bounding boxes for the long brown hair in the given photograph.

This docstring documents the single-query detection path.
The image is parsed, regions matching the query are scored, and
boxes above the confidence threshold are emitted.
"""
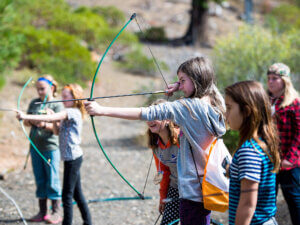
[177,57,225,116]
[147,99,179,150]
[63,84,85,117]
[225,81,280,172]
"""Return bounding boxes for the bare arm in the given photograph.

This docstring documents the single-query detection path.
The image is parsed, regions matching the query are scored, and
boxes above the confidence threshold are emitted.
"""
[235,179,258,225]
[17,111,68,122]
[84,101,142,120]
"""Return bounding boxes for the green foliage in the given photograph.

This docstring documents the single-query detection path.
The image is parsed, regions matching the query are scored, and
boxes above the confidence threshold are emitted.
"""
[223,130,239,155]
[0,0,159,89]
[0,0,24,89]
[115,46,169,76]
[0,74,5,90]
[265,4,300,33]
[137,26,167,42]
[11,0,70,28]
[48,9,108,48]
[22,27,96,86]
[286,30,300,89]
[213,25,291,90]
[97,27,139,49]
[10,0,137,50]
[263,3,300,89]
[89,6,126,26]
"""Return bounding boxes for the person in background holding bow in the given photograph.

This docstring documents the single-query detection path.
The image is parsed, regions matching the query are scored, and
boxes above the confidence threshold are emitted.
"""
[23,75,63,223]
[17,84,92,225]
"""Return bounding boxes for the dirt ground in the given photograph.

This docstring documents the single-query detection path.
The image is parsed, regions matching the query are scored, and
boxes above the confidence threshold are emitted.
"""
[0,0,293,224]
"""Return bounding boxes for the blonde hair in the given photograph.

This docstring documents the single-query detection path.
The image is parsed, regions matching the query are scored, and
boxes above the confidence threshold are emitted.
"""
[63,84,85,117]
[40,74,59,97]
[267,63,299,108]
[280,76,299,108]
[147,99,179,150]
[177,57,225,116]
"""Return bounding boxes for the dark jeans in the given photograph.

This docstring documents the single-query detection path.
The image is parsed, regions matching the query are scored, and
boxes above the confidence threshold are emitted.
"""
[179,199,210,225]
[276,167,300,225]
[62,156,92,225]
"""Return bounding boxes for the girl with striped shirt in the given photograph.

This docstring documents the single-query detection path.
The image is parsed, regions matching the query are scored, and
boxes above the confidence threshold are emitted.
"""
[225,81,281,225]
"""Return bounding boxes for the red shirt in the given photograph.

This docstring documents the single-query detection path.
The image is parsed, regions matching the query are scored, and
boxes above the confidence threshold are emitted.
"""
[272,96,300,170]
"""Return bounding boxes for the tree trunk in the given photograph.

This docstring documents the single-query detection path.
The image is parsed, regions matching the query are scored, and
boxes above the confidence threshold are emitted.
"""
[182,0,209,47]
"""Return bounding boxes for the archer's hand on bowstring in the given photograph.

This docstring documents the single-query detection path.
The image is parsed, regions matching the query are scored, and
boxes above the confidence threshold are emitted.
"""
[165,82,180,97]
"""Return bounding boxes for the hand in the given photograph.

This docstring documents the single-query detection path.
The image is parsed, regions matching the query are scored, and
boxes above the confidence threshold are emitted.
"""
[158,202,165,214]
[281,159,293,168]
[84,101,103,116]
[45,108,55,115]
[36,121,46,129]
[165,82,180,97]
[15,110,25,121]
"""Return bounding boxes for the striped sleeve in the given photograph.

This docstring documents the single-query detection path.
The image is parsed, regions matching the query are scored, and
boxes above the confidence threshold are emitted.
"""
[237,147,262,183]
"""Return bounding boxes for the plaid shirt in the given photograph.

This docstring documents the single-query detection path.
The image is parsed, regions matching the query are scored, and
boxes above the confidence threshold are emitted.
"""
[272,96,300,170]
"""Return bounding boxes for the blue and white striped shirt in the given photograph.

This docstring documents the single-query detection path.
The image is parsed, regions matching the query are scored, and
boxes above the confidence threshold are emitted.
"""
[229,139,276,225]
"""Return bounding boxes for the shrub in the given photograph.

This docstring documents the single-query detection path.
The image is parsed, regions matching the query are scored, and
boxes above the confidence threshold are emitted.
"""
[223,130,239,155]
[48,9,108,48]
[0,0,24,89]
[90,6,126,27]
[265,4,300,33]
[286,29,300,90]
[213,25,291,90]
[11,0,70,28]
[115,45,168,76]
[136,26,167,42]
[21,27,96,86]
[0,0,156,89]
[10,1,138,51]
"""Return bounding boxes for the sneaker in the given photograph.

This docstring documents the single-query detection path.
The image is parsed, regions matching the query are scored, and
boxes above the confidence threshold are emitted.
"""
[45,212,62,224]
[29,212,46,222]
[44,214,51,220]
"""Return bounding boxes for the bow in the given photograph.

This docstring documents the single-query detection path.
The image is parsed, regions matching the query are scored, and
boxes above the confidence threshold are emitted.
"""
[89,13,145,199]
[89,13,170,200]
[17,77,52,167]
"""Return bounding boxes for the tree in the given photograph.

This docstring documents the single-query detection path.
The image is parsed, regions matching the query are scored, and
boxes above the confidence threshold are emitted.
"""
[172,0,222,47]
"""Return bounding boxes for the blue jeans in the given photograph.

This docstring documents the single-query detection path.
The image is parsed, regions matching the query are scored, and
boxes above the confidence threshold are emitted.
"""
[276,167,300,225]
[31,148,61,199]
[62,156,92,225]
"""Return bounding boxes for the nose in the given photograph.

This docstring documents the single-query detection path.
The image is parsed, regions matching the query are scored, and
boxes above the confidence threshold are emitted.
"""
[178,83,183,91]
